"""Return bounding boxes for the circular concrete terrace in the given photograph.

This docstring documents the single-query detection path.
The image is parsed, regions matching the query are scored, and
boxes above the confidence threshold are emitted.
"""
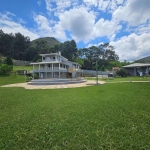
[1,80,105,89]
[28,78,87,85]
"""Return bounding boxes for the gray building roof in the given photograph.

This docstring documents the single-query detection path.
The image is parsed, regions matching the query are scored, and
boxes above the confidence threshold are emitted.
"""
[123,63,150,68]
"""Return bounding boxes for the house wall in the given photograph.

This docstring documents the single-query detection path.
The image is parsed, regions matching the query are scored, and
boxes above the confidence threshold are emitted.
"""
[125,68,135,76]
[125,66,150,76]
[43,55,61,62]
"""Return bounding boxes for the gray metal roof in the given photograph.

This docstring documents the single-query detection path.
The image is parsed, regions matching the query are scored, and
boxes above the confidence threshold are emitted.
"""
[123,63,150,68]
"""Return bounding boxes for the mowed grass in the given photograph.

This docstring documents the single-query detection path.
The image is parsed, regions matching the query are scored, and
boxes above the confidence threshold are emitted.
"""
[13,65,32,71]
[0,74,25,86]
[0,76,150,149]
[0,66,32,86]
[86,76,150,83]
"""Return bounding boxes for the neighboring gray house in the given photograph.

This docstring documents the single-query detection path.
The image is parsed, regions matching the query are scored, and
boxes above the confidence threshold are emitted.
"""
[123,63,150,76]
[30,52,82,79]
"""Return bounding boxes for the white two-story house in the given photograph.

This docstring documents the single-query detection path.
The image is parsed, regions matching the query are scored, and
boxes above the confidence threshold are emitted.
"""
[30,52,82,79]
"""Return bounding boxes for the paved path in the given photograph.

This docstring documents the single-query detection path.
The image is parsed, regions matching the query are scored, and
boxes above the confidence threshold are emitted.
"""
[1,80,105,89]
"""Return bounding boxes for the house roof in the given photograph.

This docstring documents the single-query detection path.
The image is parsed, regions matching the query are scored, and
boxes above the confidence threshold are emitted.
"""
[63,60,82,67]
[123,63,150,68]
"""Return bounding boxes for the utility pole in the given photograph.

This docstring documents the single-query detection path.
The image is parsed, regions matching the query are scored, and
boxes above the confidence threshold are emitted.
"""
[24,70,26,82]
[96,61,98,85]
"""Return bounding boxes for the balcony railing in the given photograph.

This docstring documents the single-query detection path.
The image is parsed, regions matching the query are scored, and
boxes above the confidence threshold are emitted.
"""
[33,67,81,72]
[43,59,59,62]
[33,67,67,72]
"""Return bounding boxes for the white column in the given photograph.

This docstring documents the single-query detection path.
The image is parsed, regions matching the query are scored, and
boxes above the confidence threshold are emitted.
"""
[52,63,54,78]
[39,64,40,78]
[33,65,35,79]
[39,64,40,70]
[134,67,136,76]
[146,67,148,75]
[59,63,60,78]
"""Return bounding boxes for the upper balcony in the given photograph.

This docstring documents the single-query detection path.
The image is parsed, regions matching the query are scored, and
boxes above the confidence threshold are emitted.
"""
[42,59,58,62]
[41,54,67,62]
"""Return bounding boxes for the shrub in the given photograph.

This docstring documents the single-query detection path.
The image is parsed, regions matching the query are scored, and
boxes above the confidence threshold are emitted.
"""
[0,64,13,75]
[116,68,127,77]
[4,56,13,66]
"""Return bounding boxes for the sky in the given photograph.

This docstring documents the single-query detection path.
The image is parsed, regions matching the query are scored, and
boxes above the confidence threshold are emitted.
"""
[0,0,150,62]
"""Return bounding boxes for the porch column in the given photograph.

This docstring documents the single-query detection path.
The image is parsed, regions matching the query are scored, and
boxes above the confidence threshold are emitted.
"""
[134,67,136,76]
[33,65,35,79]
[52,63,54,78]
[39,64,40,78]
[44,64,46,79]
[59,63,60,78]
[146,67,148,75]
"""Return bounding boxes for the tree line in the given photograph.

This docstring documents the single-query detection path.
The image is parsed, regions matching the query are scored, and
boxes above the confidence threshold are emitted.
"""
[0,30,130,71]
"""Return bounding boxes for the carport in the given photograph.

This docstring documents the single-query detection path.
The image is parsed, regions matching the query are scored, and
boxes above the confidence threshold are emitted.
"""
[123,63,150,76]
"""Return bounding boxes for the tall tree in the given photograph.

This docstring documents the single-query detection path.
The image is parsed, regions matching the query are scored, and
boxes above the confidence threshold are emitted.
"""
[61,40,77,61]
[4,56,13,66]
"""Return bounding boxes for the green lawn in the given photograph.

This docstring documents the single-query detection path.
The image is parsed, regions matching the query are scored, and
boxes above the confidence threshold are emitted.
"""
[0,75,150,149]
[86,76,150,83]
[0,74,25,86]
[13,65,32,71]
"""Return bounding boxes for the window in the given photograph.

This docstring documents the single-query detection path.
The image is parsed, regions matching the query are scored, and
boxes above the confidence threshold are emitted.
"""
[53,56,55,60]
[43,57,45,60]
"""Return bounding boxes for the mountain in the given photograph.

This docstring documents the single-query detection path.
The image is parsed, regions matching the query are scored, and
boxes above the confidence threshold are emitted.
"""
[135,56,150,63]
[31,37,61,47]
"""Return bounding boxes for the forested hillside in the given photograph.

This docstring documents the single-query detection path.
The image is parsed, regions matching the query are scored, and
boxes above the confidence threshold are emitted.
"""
[31,37,61,47]
[0,30,130,70]
[135,56,150,63]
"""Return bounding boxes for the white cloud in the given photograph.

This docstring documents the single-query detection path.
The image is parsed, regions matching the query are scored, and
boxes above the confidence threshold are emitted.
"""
[93,18,122,38]
[0,13,39,40]
[37,1,41,6]
[110,33,150,61]
[18,18,26,24]
[33,14,67,41]
[45,0,73,16]
[113,0,150,26]
[58,7,121,42]
[59,8,95,42]
[87,42,104,48]
[45,0,125,16]
[83,0,125,12]
[127,21,150,35]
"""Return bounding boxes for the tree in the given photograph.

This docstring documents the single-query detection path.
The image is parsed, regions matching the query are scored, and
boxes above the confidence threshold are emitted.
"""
[61,40,78,61]
[24,46,38,61]
[12,33,30,60]
[4,56,13,66]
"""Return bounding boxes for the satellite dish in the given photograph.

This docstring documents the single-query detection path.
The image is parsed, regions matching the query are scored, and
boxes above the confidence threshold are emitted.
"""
[68,68,75,73]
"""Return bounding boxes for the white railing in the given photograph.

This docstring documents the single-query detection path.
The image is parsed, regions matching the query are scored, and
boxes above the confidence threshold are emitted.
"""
[33,67,67,71]
[43,59,57,62]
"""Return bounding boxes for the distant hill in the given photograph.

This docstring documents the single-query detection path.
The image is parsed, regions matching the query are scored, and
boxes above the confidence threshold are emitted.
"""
[135,56,150,63]
[31,37,61,47]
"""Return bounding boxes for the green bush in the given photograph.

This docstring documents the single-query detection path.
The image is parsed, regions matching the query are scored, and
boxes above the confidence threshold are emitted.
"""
[116,68,127,77]
[0,64,13,75]
[4,56,13,66]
